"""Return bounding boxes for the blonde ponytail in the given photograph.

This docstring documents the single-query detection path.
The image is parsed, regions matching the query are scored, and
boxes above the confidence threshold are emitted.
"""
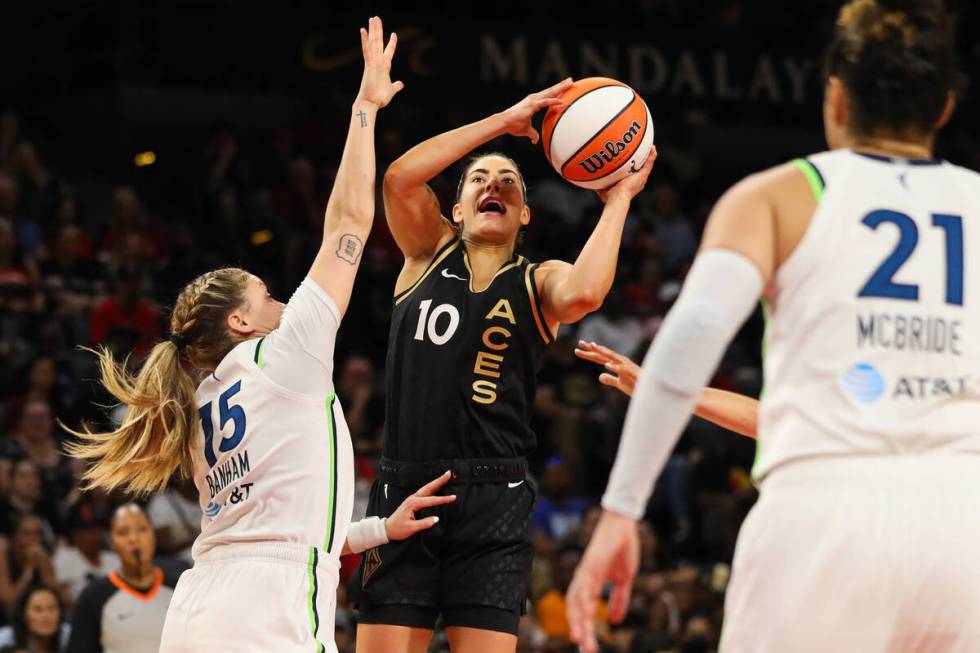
[65,267,252,496]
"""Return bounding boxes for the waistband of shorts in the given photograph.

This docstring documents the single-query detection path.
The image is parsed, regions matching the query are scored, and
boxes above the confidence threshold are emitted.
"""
[760,452,980,493]
[194,541,339,571]
[378,456,527,486]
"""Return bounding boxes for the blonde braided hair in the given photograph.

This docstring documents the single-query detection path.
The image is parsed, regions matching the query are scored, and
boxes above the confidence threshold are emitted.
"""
[65,268,252,496]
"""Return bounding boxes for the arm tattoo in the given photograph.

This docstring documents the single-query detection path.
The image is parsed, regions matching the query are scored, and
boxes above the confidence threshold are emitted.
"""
[357,111,367,128]
[335,233,363,265]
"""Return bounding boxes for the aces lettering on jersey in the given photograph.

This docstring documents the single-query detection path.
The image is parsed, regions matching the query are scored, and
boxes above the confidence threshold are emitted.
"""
[413,296,516,405]
[850,207,968,401]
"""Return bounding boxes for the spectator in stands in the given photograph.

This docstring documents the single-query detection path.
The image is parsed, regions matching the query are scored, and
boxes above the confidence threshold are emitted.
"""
[41,224,107,322]
[0,217,40,313]
[7,401,72,503]
[533,456,592,556]
[0,515,64,612]
[88,265,159,360]
[0,461,61,536]
[576,289,646,363]
[0,172,42,260]
[97,188,160,264]
[53,502,118,604]
[0,585,70,652]
[67,504,182,653]
[536,546,608,646]
[146,478,199,565]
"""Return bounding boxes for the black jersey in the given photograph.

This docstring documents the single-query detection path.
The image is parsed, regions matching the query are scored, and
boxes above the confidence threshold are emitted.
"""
[384,238,553,461]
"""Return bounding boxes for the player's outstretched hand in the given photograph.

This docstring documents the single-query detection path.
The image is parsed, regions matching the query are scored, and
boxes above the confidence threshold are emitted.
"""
[385,470,456,541]
[356,16,404,109]
[567,510,640,653]
[597,147,657,204]
[498,78,574,144]
[575,340,640,397]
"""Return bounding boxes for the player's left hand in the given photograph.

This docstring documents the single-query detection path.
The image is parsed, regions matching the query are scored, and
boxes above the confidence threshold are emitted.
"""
[597,147,657,204]
[385,471,456,541]
[356,16,404,109]
[567,510,640,653]
[574,340,640,396]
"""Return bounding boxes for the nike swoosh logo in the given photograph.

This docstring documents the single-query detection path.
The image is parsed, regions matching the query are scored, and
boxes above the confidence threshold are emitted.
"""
[507,480,524,489]
[441,269,467,281]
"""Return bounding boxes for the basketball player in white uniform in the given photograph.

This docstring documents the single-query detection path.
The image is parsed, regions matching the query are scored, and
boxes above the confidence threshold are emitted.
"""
[567,1,979,651]
[68,18,454,653]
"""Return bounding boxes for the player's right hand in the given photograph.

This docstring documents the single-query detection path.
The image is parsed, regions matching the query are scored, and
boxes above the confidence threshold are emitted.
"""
[384,471,456,541]
[356,16,404,109]
[497,78,573,144]
[575,340,640,396]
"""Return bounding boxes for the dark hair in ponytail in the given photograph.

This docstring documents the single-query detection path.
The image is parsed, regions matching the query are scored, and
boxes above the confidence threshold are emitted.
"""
[824,0,964,138]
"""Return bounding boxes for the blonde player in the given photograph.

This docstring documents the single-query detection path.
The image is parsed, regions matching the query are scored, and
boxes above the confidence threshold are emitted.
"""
[67,18,454,653]
[568,1,979,651]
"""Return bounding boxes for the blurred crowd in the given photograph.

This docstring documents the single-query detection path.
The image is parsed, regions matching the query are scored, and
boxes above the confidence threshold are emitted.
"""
[0,38,977,646]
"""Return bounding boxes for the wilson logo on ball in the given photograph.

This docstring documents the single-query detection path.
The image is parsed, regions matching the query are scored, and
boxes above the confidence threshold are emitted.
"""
[577,120,643,174]
[541,77,654,190]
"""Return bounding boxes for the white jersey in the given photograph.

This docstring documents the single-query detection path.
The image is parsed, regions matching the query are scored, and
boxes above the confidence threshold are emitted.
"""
[190,279,355,568]
[755,149,980,480]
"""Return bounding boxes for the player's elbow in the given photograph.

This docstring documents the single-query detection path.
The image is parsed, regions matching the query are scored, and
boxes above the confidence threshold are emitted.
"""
[553,292,604,324]
[383,163,412,194]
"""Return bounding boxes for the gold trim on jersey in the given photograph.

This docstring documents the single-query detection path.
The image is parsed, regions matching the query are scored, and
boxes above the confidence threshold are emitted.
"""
[525,263,556,344]
[462,250,525,293]
[394,239,462,306]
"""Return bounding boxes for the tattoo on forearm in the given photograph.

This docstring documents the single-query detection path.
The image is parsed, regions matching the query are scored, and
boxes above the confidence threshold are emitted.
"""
[357,111,367,128]
[336,234,363,265]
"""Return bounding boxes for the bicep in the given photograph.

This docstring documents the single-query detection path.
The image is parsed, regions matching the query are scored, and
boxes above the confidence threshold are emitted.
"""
[536,261,584,327]
[382,178,453,259]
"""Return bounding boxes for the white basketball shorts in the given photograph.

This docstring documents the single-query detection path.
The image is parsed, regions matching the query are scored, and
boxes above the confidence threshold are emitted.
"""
[160,542,338,653]
[721,454,980,653]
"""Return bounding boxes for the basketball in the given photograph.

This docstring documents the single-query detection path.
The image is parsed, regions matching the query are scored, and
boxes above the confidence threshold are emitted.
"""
[541,77,654,190]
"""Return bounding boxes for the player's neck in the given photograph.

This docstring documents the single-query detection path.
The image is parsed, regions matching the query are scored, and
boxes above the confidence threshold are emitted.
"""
[461,239,516,283]
[849,135,934,160]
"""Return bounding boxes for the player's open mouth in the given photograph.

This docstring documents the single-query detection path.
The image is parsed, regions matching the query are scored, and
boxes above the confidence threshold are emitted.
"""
[478,196,505,217]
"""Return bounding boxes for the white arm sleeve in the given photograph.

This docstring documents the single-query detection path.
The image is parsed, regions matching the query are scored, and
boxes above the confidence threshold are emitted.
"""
[601,249,764,519]
[345,516,389,554]
[260,278,341,396]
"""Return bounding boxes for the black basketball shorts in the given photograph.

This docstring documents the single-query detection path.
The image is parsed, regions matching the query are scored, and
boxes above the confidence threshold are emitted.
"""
[349,459,536,635]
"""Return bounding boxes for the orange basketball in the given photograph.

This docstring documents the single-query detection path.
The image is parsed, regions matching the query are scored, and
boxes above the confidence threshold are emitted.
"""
[541,77,654,190]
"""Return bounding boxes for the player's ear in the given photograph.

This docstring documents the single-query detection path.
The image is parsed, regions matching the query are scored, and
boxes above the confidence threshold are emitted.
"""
[226,309,253,336]
[520,205,531,226]
[451,203,464,225]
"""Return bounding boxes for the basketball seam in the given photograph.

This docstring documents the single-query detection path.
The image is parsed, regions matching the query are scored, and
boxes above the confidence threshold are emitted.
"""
[544,83,620,164]
[569,104,650,184]
[559,90,641,178]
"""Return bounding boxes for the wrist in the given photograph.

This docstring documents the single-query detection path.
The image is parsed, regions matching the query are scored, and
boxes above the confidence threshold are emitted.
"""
[486,112,510,137]
[352,99,382,114]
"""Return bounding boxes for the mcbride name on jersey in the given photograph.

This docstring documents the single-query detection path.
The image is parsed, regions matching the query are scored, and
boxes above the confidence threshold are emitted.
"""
[385,238,553,461]
[757,150,980,480]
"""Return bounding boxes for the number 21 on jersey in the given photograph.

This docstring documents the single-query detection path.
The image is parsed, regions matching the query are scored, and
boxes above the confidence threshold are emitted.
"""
[859,209,964,306]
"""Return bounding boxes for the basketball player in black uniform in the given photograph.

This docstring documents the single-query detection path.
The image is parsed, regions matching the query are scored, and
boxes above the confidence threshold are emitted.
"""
[350,80,655,653]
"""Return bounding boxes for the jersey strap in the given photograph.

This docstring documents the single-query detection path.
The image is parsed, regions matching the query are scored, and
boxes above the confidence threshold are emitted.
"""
[791,158,825,203]
[524,263,555,344]
[394,238,461,305]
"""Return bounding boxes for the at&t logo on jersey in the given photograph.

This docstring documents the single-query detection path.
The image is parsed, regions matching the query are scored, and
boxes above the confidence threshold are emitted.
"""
[204,502,222,520]
[840,362,886,403]
[841,362,970,402]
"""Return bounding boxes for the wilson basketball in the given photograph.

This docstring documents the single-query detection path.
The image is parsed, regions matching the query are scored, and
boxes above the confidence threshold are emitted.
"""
[541,77,654,190]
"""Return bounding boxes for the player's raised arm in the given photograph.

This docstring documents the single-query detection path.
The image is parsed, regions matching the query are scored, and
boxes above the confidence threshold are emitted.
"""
[536,152,655,328]
[306,16,403,317]
[567,171,779,653]
[575,340,759,438]
[382,78,573,262]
